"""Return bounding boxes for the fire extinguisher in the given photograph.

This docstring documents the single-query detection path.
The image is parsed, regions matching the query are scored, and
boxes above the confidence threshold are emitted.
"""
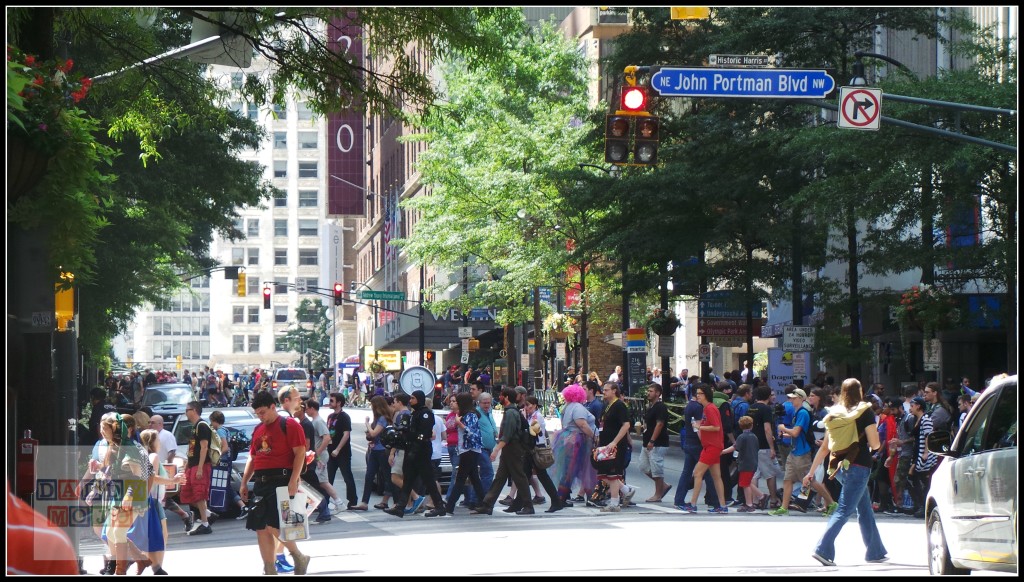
[17,429,39,500]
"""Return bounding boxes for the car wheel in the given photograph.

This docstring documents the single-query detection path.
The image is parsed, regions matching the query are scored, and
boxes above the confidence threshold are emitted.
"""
[928,509,969,575]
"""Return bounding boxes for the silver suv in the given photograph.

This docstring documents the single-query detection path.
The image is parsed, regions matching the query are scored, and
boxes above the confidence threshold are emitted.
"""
[925,373,1017,575]
[272,367,312,399]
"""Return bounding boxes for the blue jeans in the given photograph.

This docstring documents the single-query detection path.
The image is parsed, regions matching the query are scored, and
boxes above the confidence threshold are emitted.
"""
[814,464,888,562]
[674,444,720,507]
[463,449,493,504]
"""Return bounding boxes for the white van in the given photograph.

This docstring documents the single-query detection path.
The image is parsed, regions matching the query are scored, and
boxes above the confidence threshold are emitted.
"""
[272,367,313,399]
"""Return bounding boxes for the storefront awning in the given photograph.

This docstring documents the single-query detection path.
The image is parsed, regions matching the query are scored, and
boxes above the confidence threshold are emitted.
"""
[372,307,501,351]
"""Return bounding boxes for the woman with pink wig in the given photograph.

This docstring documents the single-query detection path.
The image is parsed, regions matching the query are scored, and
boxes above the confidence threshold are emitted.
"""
[551,384,598,505]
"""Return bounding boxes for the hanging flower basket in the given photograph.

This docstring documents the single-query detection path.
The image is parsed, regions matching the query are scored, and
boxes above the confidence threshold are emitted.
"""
[645,308,680,336]
[542,312,576,342]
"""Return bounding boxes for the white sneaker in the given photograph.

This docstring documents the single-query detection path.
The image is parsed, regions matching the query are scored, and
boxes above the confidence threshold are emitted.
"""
[330,499,344,515]
[600,503,621,513]
[621,485,637,507]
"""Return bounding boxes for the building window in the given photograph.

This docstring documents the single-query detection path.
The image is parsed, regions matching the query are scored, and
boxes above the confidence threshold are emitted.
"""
[248,277,260,297]
[275,248,288,266]
[231,72,244,89]
[247,102,258,121]
[275,335,289,351]
[274,306,288,323]
[248,306,260,324]
[273,190,287,207]
[298,131,318,149]
[233,306,244,324]
[298,190,318,207]
[247,248,259,266]
[274,132,287,149]
[297,219,318,237]
[232,248,244,266]
[273,103,287,120]
[298,161,318,179]
[274,219,287,236]
[232,217,244,231]
[247,219,259,237]
[190,275,209,289]
[297,102,315,121]
[273,160,287,179]
[297,278,318,293]
[274,281,288,294]
[248,335,260,353]
[233,335,245,353]
[298,249,318,266]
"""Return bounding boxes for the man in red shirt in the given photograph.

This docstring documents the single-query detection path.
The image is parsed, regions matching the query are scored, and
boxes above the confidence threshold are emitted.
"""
[681,384,729,514]
[240,391,312,575]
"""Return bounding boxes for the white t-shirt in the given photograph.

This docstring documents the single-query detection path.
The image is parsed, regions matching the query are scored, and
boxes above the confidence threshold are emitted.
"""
[156,428,178,463]
[431,415,445,460]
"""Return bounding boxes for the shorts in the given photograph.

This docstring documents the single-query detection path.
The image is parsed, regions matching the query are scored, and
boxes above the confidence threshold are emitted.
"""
[315,458,329,483]
[246,474,291,531]
[699,446,723,466]
[784,451,813,483]
[738,471,754,488]
[391,450,405,477]
[756,449,784,480]
[638,446,667,478]
[894,456,912,490]
[179,465,211,505]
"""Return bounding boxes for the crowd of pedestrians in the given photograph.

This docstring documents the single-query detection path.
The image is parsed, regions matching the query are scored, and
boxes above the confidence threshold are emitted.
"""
[63,358,994,575]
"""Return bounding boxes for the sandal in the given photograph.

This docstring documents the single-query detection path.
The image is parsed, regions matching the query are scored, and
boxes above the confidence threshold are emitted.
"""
[373,502,388,510]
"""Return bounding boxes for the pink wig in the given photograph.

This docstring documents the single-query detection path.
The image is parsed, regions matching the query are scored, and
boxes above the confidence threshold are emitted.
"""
[562,384,586,404]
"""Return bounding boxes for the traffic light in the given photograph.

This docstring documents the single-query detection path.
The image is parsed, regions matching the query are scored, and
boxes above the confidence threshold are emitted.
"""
[237,272,247,296]
[262,285,271,309]
[633,116,660,165]
[604,114,631,164]
[333,282,344,305]
[620,86,648,113]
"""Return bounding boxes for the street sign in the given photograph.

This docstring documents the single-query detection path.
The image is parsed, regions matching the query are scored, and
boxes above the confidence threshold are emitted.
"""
[697,318,764,336]
[555,342,566,360]
[626,328,647,354]
[296,280,307,293]
[461,339,470,352]
[924,339,941,372]
[792,352,808,379]
[460,352,470,364]
[520,354,530,369]
[359,290,406,301]
[706,335,743,348]
[657,337,674,357]
[698,344,711,362]
[651,67,835,99]
[708,54,775,68]
[838,87,881,130]
[458,326,473,339]
[782,325,816,351]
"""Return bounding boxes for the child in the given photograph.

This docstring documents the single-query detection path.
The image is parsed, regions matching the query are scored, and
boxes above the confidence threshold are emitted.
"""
[721,415,764,512]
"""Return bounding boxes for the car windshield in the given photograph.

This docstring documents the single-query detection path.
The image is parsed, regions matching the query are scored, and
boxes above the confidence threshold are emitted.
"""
[142,385,193,406]
[277,370,307,380]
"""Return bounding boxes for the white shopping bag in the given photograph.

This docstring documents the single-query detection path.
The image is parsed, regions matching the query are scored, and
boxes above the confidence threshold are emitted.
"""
[275,486,309,542]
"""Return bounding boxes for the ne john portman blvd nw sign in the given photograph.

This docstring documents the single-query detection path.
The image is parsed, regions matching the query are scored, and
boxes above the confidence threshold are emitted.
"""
[651,67,836,99]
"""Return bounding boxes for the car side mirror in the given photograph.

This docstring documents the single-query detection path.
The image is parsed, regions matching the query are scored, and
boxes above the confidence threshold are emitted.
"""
[927,430,954,457]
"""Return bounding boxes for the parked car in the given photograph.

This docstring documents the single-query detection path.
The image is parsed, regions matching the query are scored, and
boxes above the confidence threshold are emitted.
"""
[925,374,1017,575]
[140,382,197,430]
[272,367,313,399]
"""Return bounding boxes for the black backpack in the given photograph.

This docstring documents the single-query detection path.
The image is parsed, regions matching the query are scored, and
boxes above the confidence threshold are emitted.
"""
[797,407,817,450]
[718,400,735,440]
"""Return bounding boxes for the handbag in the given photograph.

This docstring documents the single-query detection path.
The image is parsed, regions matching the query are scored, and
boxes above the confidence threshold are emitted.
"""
[532,444,555,470]
[589,444,619,472]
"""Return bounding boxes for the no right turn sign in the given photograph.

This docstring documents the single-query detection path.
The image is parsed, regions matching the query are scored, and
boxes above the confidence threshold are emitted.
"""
[839,86,882,130]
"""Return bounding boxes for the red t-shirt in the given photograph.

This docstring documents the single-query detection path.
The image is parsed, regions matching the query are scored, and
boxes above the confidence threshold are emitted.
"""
[249,415,307,470]
[700,403,724,450]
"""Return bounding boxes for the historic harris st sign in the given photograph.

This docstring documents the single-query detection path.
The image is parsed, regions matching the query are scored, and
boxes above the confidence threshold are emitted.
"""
[650,67,836,99]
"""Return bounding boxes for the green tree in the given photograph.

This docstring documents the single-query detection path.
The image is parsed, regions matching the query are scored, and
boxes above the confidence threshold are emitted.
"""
[281,299,331,370]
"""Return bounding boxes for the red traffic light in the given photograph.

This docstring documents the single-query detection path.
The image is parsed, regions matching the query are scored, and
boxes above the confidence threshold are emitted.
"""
[262,286,271,309]
[333,282,344,305]
[620,86,648,112]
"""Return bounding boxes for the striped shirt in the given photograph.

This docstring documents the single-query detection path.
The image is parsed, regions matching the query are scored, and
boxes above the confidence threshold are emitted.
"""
[913,414,937,472]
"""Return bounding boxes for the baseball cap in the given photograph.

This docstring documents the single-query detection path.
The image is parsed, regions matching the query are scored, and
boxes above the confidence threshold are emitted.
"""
[911,396,927,407]
[788,388,807,399]
[514,386,528,395]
